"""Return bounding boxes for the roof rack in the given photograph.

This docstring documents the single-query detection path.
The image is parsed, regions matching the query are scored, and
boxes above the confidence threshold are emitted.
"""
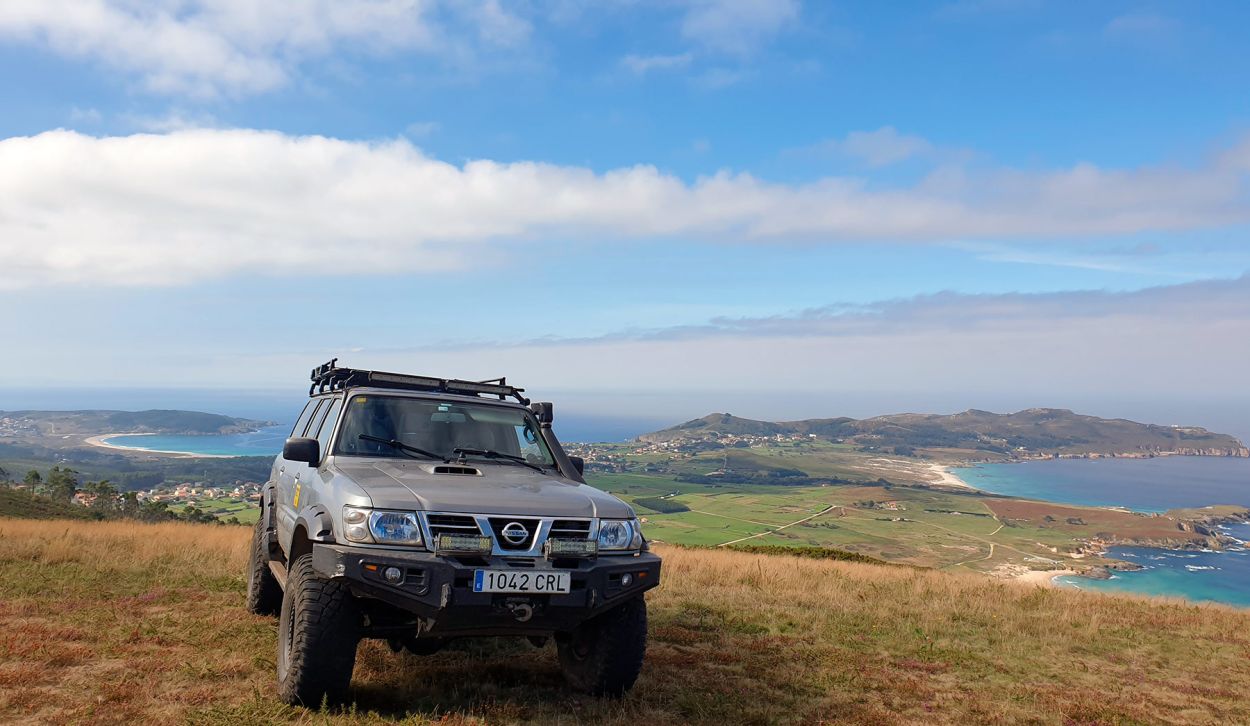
[309,359,529,405]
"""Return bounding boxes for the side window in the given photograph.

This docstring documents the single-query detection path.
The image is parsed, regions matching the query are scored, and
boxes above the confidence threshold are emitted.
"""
[299,400,325,437]
[290,401,318,437]
[314,398,343,460]
[514,422,542,460]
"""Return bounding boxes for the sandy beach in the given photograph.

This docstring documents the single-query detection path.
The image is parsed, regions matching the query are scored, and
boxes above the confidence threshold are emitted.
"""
[1013,568,1080,588]
[928,463,976,490]
[84,434,237,459]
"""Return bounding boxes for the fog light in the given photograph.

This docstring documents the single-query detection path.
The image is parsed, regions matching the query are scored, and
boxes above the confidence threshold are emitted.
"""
[435,533,493,554]
[621,573,633,587]
[545,538,598,558]
[383,566,403,584]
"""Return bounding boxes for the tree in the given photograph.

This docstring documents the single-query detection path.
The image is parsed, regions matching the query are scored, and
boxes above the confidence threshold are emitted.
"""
[24,470,42,486]
[121,492,143,519]
[139,500,176,523]
[46,466,80,503]
[0,466,9,482]
[86,480,119,511]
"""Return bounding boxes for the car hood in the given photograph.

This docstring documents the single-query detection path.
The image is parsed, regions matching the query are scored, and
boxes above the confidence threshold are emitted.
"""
[332,458,635,519]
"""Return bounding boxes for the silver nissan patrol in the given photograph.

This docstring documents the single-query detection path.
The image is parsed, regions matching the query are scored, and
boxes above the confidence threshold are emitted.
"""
[245,360,661,706]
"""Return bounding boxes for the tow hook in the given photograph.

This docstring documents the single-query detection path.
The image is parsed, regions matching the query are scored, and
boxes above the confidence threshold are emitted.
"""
[506,600,534,622]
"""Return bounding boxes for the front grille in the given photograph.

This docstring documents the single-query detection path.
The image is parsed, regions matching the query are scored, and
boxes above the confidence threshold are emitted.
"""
[550,519,591,540]
[503,557,535,568]
[426,514,481,542]
[488,517,539,551]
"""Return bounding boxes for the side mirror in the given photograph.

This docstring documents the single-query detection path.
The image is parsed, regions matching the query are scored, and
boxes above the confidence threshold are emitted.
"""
[531,402,554,425]
[283,437,320,466]
[569,456,585,476]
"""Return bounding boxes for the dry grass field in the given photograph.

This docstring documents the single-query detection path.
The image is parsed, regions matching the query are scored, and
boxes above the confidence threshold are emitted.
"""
[2,518,1249,725]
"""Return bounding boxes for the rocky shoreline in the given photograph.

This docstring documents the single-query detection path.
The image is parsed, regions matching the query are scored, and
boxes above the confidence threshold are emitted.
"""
[1064,508,1250,580]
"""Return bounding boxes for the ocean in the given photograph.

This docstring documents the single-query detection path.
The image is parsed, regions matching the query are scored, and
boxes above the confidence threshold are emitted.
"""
[99,415,660,458]
[1055,523,1250,607]
[103,425,292,457]
[954,456,1250,512]
[955,457,1250,606]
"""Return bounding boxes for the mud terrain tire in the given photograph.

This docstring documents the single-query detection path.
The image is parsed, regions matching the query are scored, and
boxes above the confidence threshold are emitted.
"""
[276,553,360,706]
[557,597,647,697]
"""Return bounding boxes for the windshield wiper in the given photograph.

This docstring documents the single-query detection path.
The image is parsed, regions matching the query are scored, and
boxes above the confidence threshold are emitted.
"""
[453,447,546,473]
[358,434,448,462]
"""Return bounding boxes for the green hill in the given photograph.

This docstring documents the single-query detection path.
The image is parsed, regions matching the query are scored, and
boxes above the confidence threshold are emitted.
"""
[0,408,270,436]
[0,487,96,520]
[642,408,1249,458]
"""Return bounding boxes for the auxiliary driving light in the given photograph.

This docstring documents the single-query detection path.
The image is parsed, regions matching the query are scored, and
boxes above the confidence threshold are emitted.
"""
[545,538,598,558]
[435,533,493,555]
[621,573,633,587]
[383,566,403,584]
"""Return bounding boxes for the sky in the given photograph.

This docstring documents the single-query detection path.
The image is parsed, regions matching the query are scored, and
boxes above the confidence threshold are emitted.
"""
[0,1,1248,440]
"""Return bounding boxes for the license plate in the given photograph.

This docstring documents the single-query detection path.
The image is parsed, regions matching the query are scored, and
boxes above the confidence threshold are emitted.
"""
[473,569,571,594]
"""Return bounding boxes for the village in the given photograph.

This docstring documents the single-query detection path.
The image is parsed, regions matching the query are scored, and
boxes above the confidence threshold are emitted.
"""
[135,481,263,506]
[565,431,821,474]
[64,480,263,516]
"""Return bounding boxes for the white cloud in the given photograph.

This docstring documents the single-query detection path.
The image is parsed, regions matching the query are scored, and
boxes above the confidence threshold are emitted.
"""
[125,109,221,132]
[343,279,1250,429]
[823,126,935,168]
[2,128,1250,289]
[69,106,102,124]
[1105,12,1180,42]
[404,120,441,138]
[680,0,799,56]
[234,277,1250,408]
[467,0,532,48]
[0,0,529,98]
[693,67,751,89]
[620,52,693,75]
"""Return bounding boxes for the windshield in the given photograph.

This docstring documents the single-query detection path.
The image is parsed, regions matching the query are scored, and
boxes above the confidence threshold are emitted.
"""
[333,394,556,468]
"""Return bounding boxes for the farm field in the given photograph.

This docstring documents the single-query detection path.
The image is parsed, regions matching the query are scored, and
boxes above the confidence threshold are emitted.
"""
[580,437,1233,576]
[168,496,261,525]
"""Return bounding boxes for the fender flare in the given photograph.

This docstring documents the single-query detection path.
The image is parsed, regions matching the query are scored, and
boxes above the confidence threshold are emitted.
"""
[261,484,277,526]
[295,505,336,544]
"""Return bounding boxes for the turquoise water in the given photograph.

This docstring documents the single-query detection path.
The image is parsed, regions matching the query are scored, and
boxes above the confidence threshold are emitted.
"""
[103,425,290,457]
[954,456,1250,513]
[1054,523,1250,607]
[954,457,1250,606]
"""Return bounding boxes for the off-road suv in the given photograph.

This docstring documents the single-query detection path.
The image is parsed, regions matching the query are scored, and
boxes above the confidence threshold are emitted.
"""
[246,361,661,706]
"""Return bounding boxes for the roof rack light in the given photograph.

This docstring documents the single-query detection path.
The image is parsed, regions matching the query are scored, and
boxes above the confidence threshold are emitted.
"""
[308,359,529,405]
[370,372,444,388]
[445,380,513,396]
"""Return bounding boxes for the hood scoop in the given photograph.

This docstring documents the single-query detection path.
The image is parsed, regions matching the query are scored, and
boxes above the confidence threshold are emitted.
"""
[430,464,482,476]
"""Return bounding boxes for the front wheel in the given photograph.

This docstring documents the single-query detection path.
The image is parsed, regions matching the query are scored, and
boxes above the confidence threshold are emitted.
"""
[557,597,648,697]
[276,553,361,706]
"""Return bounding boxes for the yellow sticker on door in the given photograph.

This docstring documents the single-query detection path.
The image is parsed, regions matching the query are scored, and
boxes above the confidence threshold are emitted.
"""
[293,482,301,508]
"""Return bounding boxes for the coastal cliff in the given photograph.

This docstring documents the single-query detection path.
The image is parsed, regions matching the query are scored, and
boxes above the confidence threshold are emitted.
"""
[641,408,1249,460]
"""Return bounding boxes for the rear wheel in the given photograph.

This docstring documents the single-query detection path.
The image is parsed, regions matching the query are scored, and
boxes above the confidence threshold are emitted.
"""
[557,597,647,697]
[245,516,282,616]
[276,553,360,707]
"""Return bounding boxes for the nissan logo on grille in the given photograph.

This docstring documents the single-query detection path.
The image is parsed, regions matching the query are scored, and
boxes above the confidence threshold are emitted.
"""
[501,521,529,545]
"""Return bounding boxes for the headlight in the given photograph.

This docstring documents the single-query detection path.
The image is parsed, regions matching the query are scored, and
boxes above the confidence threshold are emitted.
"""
[342,507,422,546]
[598,518,643,551]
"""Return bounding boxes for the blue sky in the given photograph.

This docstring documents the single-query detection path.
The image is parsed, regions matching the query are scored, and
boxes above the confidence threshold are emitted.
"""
[0,1,1248,438]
